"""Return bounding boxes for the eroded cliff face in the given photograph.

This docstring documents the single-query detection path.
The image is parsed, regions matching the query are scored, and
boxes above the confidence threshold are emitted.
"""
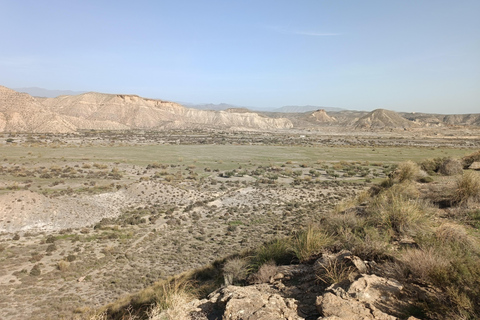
[0,86,74,133]
[309,109,337,123]
[0,87,293,132]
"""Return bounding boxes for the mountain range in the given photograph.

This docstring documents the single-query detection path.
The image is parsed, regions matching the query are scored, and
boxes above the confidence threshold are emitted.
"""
[1,85,479,133]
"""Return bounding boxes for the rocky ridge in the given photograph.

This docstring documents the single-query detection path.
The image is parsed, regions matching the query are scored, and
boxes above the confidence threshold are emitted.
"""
[165,251,421,320]
[0,86,293,132]
[354,109,415,129]
[1,85,480,132]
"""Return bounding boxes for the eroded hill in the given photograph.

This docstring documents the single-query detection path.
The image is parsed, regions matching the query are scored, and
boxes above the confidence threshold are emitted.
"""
[0,86,293,132]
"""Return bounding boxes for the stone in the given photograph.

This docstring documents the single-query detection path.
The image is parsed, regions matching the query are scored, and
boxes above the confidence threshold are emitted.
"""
[347,274,403,303]
[219,284,303,320]
[316,274,403,320]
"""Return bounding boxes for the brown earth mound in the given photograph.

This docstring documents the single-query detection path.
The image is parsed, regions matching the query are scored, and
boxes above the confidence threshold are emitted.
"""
[355,108,415,129]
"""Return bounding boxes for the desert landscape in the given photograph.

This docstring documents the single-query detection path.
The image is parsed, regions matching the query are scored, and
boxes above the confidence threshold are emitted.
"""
[0,86,479,319]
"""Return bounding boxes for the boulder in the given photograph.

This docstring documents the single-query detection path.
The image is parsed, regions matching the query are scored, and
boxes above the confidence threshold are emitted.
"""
[190,284,303,320]
[316,274,404,320]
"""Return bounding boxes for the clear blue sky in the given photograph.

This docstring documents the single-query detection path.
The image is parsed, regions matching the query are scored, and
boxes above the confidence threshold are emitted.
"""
[1,0,479,113]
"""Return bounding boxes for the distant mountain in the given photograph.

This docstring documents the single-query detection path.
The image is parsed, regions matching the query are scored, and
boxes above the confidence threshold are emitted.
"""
[182,103,247,111]
[13,87,86,98]
[354,109,415,129]
[273,105,345,113]
[0,86,292,132]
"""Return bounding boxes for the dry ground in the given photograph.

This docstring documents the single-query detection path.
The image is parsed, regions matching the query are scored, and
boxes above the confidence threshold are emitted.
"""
[0,130,476,319]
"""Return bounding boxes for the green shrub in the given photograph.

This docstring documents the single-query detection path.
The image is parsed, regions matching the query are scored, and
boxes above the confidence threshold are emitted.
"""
[370,189,428,235]
[291,225,333,262]
[251,238,293,269]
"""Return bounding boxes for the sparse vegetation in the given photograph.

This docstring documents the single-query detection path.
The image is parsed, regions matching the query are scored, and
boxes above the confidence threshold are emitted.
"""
[223,257,248,285]
[291,225,333,263]
[454,171,480,205]
[392,160,420,182]
[0,132,478,320]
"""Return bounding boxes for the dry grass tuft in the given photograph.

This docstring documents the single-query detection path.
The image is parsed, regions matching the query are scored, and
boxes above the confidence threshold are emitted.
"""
[291,225,333,262]
[438,158,463,176]
[393,160,420,182]
[223,257,248,285]
[399,247,450,284]
[148,281,193,320]
[249,260,277,284]
[316,258,355,285]
[371,189,428,235]
[435,223,473,250]
[454,171,480,205]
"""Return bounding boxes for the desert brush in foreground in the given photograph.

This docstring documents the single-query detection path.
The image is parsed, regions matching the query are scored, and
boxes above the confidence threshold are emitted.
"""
[89,151,480,320]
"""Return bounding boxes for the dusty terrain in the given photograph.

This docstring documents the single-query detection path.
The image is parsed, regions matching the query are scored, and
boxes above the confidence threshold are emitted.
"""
[0,86,479,319]
[0,130,476,319]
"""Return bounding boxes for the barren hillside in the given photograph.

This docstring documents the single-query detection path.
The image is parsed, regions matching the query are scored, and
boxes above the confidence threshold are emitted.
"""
[42,91,294,131]
[354,108,415,129]
[0,87,293,132]
[0,86,75,133]
[309,109,337,123]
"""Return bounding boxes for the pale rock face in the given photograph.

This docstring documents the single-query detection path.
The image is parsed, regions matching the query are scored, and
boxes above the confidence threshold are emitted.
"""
[0,87,292,132]
[316,274,404,320]
[0,86,75,133]
[310,109,337,123]
[190,284,303,320]
[0,190,126,233]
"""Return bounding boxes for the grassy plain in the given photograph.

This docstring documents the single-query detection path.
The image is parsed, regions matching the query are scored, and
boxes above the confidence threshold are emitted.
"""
[1,144,469,167]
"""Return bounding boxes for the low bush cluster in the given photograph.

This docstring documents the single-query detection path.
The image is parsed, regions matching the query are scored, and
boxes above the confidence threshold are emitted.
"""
[99,155,480,320]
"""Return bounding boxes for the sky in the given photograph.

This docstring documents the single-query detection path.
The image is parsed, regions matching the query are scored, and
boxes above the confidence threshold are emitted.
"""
[0,0,479,113]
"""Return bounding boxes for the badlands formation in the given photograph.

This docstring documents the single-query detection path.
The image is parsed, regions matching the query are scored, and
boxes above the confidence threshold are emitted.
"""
[0,85,479,320]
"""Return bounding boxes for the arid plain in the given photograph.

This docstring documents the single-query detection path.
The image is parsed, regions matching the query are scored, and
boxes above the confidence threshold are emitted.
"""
[0,86,479,319]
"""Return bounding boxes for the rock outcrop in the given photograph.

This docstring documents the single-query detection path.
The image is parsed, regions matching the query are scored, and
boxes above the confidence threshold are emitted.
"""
[190,284,303,320]
[309,109,337,123]
[316,275,403,320]
[177,251,417,320]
